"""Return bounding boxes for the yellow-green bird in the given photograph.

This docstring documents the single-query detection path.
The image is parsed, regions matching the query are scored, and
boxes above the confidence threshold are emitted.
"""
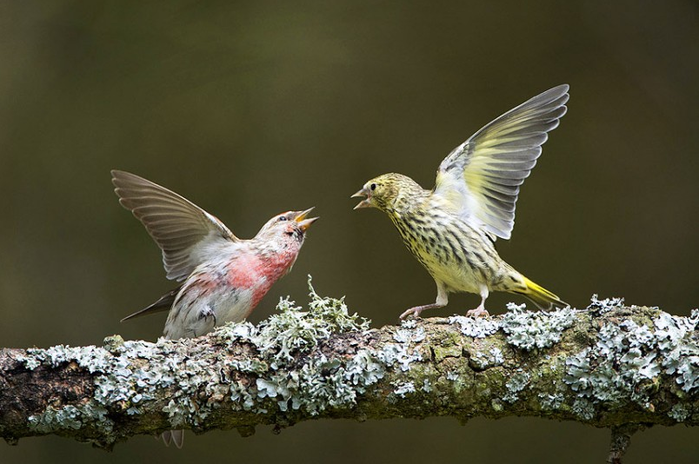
[352,85,569,319]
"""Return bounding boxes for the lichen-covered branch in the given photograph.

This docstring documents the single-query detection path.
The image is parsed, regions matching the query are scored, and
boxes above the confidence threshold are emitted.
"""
[1,281,698,452]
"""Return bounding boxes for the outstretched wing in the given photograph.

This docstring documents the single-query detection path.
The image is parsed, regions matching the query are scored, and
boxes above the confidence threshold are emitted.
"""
[112,170,238,281]
[434,84,569,240]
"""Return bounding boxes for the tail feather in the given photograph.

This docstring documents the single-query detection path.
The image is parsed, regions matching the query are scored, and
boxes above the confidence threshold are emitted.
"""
[121,287,180,322]
[516,276,567,309]
[161,430,184,448]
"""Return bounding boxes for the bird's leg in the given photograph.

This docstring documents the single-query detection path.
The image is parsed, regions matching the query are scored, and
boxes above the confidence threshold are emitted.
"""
[466,285,490,318]
[400,282,448,319]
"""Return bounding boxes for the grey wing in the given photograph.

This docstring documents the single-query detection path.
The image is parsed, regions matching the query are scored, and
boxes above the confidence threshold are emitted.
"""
[434,84,569,240]
[112,170,238,281]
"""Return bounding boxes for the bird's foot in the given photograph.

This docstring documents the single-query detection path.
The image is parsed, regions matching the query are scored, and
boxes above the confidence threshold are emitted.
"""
[400,306,423,319]
[466,307,490,318]
[399,304,438,319]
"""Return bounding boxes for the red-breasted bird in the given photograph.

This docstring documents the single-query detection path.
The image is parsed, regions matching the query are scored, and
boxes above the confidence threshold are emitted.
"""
[112,170,317,446]
[352,85,569,319]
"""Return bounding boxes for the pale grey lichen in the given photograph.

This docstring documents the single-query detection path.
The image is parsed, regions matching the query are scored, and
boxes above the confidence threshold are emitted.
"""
[23,344,115,374]
[247,349,385,416]
[587,294,625,314]
[393,381,416,398]
[212,278,381,416]
[564,309,699,413]
[448,315,499,338]
[654,310,699,392]
[21,277,384,440]
[18,281,697,443]
[230,381,256,411]
[503,371,530,403]
[538,392,565,410]
[501,304,576,351]
[28,404,112,434]
[251,276,370,364]
[345,349,385,386]
[14,352,42,370]
[669,404,690,422]
[374,319,425,372]
[394,325,426,344]
[375,342,422,372]
[572,398,596,421]
[469,346,504,370]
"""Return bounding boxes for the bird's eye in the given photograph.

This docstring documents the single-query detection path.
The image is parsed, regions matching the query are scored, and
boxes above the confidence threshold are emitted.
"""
[278,216,288,222]
[370,183,377,191]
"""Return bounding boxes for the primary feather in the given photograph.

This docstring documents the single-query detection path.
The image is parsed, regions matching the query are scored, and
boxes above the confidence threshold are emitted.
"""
[435,84,569,240]
[112,170,238,282]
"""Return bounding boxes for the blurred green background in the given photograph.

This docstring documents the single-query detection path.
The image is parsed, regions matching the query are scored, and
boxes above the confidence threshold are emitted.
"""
[1,1,697,462]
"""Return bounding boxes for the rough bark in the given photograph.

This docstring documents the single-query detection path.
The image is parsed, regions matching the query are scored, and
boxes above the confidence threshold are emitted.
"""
[0,290,697,460]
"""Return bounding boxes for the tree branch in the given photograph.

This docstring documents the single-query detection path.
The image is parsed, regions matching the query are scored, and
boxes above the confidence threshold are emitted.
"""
[1,287,697,461]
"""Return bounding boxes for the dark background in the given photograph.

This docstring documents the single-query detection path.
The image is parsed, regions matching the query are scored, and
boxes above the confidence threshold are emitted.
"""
[1,1,697,462]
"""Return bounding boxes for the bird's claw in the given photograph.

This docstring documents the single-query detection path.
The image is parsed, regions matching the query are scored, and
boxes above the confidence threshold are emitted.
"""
[399,307,423,320]
[466,307,490,318]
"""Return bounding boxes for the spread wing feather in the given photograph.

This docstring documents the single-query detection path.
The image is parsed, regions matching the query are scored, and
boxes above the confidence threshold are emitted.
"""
[435,84,569,240]
[112,170,238,281]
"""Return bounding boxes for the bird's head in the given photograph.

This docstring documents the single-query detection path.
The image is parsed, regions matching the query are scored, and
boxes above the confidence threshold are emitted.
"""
[257,207,318,244]
[351,173,422,212]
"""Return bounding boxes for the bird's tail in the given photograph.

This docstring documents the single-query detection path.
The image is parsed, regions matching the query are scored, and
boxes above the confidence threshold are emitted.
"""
[514,275,568,310]
[161,429,184,448]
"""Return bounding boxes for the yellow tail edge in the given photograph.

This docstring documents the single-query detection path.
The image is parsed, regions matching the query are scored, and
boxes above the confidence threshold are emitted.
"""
[517,276,568,310]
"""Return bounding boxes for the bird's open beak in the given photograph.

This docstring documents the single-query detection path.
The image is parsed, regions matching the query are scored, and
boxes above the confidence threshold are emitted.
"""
[351,188,372,210]
[294,207,319,232]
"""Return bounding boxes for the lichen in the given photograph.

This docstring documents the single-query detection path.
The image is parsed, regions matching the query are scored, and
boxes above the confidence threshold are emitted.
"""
[28,404,112,434]
[503,371,530,403]
[373,320,425,372]
[448,315,499,338]
[16,285,698,444]
[564,308,699,412]
[469,346,504,370]
[501,303,576,351]
[669,404,690,422]
[247,349,385,415]
[207,278,381,417]
[393,381,416,398]
[572,398,596,421]
[538,392,565,411]
[587,294,625,314]
[250,276,371,364]
[20,276,383,441]
[394,324,426,344]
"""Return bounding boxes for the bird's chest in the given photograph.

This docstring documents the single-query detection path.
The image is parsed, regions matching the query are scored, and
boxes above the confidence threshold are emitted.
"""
[390,211,485,293]
[165,251,295,338]
[222,251,295,310]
